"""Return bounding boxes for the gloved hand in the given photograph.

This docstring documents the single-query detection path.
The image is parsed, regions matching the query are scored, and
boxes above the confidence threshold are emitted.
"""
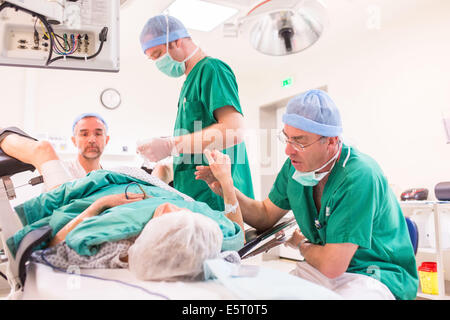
[136,137,178,162]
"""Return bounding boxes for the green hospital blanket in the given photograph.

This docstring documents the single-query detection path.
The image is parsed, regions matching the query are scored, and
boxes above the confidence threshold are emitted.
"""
[7,170,244,257]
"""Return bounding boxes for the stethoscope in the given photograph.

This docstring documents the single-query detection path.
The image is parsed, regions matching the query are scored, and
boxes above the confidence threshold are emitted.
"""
[124,182,149,200]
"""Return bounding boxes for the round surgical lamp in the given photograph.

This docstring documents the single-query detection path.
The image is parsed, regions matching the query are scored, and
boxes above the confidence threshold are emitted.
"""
[243,0,328,56]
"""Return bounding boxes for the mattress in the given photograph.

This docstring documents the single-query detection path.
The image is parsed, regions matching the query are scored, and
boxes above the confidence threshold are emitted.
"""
[20,262,235,300]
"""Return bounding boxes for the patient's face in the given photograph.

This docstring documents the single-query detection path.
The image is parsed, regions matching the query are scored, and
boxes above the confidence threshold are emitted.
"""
[72,117,109,160]
[153,202,191,218]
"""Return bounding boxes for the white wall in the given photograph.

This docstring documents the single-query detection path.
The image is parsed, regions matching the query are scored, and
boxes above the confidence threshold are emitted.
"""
[2,0,449,200]
[0,67,26,128]
[232,0,450,200]
[1,0,449,201]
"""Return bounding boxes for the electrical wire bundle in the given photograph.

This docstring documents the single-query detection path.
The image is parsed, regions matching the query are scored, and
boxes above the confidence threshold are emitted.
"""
[53,33,80,56]
[36,19,80,57]
[48,26,108,64]
[0,1,55,65]
[0,1,108,66]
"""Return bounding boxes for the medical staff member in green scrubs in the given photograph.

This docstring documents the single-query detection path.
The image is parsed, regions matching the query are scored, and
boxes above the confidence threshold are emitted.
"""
[137,15,254,211]
[196,89,419,300]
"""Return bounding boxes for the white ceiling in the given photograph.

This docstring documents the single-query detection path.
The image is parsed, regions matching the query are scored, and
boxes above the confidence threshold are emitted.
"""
[205,0,259,10]
[121,0,436,44]
[120,0,440,75]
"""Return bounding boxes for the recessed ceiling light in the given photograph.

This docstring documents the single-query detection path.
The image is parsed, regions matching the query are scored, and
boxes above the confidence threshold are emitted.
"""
[166,0,239,32]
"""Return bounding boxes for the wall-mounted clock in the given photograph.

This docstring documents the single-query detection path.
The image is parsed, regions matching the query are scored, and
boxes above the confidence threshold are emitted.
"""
[100,88,121,110]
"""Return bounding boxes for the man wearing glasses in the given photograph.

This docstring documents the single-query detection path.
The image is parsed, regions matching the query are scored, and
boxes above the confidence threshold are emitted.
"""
[195,89,418,300]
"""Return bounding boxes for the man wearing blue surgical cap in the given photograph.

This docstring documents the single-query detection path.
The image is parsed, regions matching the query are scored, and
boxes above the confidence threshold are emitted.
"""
[137,14,254,211]
[1,113,173,192]
[196,90,418,300]
[0,113,109,191]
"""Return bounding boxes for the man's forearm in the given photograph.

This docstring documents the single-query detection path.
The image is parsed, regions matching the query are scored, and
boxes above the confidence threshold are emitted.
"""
[299,242,322,268]
[174,123,243,154]
[299,242,354,279]
[48,201,104,247]
[233,188,278,231]
[221,178,245,234]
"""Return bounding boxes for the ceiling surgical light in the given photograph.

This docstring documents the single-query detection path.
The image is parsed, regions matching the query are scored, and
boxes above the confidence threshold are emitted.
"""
[226,0,328,56]
[167,0,238,32]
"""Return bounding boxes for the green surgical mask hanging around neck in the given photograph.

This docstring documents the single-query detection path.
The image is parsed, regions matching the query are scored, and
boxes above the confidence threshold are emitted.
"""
[292,143,341,187]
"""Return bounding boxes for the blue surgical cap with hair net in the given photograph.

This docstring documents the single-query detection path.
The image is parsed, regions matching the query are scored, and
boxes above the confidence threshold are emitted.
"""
[72,113,108,134]
[139,15,191,54]
[282,89,343,137]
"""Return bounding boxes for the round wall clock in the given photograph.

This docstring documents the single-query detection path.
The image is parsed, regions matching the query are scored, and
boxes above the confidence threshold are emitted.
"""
[100,88,121,110]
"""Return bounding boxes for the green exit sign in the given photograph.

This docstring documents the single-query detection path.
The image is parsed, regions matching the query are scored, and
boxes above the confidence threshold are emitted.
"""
[282,77,293,88]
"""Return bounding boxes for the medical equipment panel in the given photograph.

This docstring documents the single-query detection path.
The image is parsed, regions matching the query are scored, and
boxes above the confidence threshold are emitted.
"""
[5,25,96,57]
[0,0,119,72]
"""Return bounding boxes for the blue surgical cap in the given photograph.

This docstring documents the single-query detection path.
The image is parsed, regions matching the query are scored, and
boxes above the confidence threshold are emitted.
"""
[139,15,190,54]
[72,113,108,133]
[282,90,343,137]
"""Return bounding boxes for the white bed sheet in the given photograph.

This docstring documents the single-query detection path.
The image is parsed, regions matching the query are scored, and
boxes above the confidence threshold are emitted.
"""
[19,262,236,300]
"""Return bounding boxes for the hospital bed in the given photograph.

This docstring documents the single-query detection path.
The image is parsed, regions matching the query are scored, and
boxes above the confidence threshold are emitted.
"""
[0,150,339,300]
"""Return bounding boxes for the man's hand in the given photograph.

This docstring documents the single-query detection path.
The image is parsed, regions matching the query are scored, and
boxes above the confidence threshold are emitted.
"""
[195,149,232,196]
[285,228,308,250]
[203,149,232,185]
[136,137,178,162]
[194,165,223,196]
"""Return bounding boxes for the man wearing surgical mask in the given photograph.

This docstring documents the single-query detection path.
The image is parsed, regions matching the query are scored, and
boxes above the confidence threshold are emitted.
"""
[196,89,418,300]
[137,15,254,211]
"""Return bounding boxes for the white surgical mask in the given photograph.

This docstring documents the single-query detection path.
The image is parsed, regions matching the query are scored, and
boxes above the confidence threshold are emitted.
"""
[292,144,341,187]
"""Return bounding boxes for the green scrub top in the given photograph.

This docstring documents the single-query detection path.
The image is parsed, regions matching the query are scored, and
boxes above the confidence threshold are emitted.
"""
[173,56,254,211]
[268,144,419,300]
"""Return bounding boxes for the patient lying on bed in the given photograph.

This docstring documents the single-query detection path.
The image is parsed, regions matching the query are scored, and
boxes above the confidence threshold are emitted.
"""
[34,200,226,281]
[6,150,245,281]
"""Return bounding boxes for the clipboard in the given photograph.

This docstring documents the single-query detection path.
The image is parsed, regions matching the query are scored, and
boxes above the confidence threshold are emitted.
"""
[238,216,297,259]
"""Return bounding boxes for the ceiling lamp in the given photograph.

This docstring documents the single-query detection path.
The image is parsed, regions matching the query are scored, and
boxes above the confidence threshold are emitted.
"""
[225,0,328,56]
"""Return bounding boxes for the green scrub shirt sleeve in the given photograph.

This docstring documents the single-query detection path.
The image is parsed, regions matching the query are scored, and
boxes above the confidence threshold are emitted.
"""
[268,159,292,211]
[325,169,377,249]
[199,60,243,116]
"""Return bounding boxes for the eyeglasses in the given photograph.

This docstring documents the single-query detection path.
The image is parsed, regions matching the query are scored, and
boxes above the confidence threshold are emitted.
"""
[277,131,325,152]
